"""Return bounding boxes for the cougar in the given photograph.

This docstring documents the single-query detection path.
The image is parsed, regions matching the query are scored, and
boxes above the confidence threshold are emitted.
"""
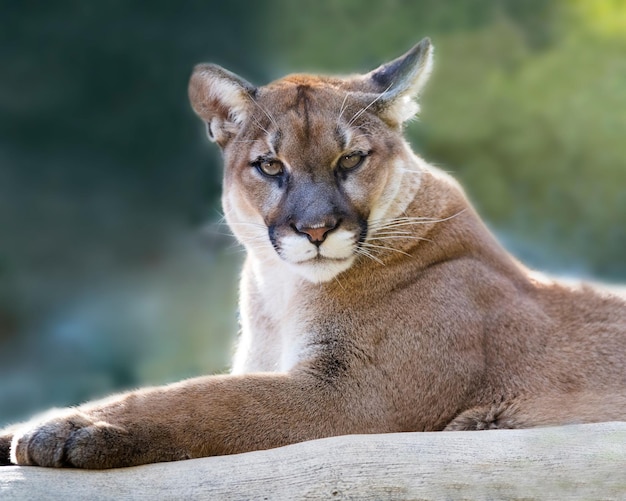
[1,38,625,469]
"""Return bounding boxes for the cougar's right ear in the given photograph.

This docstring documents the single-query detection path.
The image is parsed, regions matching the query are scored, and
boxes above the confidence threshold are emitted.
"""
[189,64,257,147]
[348,38,433,127]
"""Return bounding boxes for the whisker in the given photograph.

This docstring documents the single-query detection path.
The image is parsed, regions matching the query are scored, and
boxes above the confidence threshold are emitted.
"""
[245,93,278,128]
[347,83,393,127]
[368,233,413,239]
[369,211,467,231]
[209,230,239,239]
[372,221,435,231]
[360,242,412,257]
[242,240,269,246]
[352,121,376,132]
[370,216,441,225]
[368,218,435,228]
[370,235,433,243]
[333,275,346,292]
[337,92,350,125]
[348,133,376,142]
[225,221,267,228]
[370,230,412,236]
[370,210,467,227]
[250,116,270,135]
[223,247,247,256]
[354,247,385,265]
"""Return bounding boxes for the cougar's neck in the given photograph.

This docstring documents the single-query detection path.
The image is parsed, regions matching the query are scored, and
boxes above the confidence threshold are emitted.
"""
[361,149,472,267]
[399,162,529,281]
[343,154,531,290]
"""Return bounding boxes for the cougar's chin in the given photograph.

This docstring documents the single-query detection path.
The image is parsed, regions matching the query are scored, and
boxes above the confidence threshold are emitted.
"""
[288,256,356,283]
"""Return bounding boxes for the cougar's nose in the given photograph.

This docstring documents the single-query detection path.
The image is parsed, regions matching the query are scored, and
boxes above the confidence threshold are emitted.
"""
[294,220,339,245]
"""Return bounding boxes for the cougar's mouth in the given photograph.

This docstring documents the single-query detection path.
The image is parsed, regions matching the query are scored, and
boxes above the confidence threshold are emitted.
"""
[267,227,361,282]
[296,253,354,266]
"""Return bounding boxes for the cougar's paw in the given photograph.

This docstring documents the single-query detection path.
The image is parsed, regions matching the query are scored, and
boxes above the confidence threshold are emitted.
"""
[11,411,135,469]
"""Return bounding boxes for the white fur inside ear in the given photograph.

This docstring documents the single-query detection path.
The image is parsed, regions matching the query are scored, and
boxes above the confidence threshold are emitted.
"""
[205,74,249,124]
[382,43,434,125]
[384,96,421,124]
[190,65,254,144]
[206,116,242,144]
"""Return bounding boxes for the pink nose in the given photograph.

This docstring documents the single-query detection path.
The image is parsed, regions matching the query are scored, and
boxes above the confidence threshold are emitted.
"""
[294,220,338,244]
[300,226,331,243]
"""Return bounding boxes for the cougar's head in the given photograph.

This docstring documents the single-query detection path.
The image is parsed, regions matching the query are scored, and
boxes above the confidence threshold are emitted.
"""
[189,39,433,283]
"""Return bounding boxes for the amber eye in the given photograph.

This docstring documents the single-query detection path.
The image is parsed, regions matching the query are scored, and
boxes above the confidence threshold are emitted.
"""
[338,152,366,171]
[256,159,284,177]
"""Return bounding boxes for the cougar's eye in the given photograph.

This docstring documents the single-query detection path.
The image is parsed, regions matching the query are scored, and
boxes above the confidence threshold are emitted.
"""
[338,152,366,171]
[255,159,284,177]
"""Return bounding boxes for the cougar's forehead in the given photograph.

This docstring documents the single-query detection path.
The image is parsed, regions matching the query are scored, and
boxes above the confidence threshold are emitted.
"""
[222,76,402,226]
[246,78,382,163]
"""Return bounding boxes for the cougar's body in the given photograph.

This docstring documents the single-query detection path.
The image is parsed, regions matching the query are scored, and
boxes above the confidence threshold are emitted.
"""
[1,38,624,469]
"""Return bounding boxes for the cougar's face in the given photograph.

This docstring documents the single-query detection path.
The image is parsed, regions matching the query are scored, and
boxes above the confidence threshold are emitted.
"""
[189,39,433,282]
[222,80,403,283]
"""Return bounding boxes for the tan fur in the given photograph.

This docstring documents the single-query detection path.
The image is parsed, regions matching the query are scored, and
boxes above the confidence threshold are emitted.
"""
[1,38,625,469]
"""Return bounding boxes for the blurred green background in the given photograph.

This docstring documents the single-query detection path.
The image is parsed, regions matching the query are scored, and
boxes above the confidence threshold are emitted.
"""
[1,0,625,426]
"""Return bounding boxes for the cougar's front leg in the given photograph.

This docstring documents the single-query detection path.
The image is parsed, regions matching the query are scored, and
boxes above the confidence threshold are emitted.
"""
[6,372,367,469]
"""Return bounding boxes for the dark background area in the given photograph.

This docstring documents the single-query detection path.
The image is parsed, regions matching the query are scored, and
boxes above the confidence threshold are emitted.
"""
[1,0,625,426]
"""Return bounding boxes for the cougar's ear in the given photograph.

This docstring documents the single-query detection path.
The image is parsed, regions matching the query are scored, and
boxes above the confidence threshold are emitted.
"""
[189,64,257,147]
[360,38,434,126]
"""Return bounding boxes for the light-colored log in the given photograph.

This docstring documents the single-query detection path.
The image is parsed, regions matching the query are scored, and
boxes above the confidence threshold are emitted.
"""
[1,422,625,500]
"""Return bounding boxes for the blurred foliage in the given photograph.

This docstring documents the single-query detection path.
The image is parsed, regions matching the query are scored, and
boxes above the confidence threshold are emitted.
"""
[1,0,625,425]
[424,22,626,276]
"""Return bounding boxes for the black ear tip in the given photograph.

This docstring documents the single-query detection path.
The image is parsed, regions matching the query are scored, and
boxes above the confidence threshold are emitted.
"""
[417,37,432,52]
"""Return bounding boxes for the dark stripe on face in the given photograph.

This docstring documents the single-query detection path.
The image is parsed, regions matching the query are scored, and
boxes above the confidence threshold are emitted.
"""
[271,129,283,155]
[294,85,311,141]
[334,125,348,151]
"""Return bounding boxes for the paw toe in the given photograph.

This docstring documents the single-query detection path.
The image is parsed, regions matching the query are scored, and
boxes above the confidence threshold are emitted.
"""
[13,413,95,467]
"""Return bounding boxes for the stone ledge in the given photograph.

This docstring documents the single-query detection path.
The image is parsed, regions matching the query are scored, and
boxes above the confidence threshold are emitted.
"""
[1,422,625,500]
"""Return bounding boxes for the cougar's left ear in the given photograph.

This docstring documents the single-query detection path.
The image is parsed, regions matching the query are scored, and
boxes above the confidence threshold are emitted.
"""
[362,38,434,126]
[189,64,257,147]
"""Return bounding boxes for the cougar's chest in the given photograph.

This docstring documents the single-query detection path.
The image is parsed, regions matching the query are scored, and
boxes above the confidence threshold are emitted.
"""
[232,258,316,374]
